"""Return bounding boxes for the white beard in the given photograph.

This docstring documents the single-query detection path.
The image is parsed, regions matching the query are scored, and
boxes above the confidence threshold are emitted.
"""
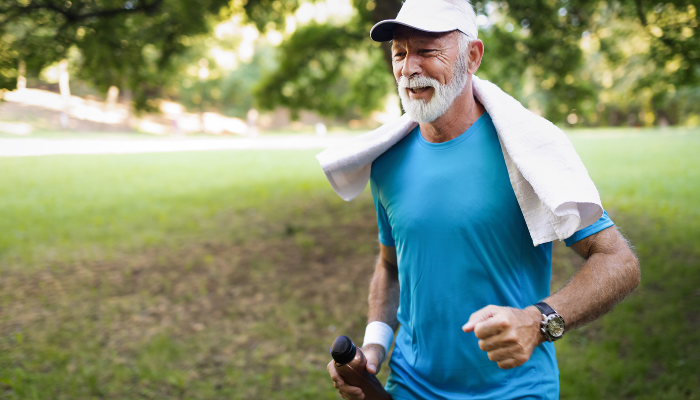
[397,52,469,123]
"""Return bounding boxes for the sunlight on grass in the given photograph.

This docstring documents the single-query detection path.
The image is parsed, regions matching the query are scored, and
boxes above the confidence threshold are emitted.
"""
[0,150,330,270]
[0,128,698,399]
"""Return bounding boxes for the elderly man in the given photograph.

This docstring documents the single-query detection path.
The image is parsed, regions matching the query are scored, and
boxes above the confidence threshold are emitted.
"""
[325,0,640,399]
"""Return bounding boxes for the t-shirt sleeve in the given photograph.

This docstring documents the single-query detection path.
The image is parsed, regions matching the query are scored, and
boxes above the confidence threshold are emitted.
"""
[370,178,395,247]
[564,210,615,247]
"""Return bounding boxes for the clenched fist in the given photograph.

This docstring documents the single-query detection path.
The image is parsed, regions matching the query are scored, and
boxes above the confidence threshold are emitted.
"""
[462,305,544,369]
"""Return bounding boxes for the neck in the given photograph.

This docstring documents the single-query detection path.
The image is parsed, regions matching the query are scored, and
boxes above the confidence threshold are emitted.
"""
[419,75,485,143]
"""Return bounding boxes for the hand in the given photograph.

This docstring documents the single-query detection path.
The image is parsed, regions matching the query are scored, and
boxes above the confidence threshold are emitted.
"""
[327,344,385,400]
[462,305,544,369]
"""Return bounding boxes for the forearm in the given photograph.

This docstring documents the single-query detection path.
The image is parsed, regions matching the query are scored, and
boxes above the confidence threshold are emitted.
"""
[367,255,400,331]
[545,235,640,330]
[464,227,640,370]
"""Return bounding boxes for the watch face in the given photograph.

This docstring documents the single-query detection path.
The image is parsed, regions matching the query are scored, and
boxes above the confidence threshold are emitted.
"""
[547,316,565,337]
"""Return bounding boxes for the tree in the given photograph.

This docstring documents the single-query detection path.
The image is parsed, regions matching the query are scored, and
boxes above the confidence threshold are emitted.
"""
[245,0,699,124]
[243,0,402,119]
[3,0,697,123]
[0,0,230,109]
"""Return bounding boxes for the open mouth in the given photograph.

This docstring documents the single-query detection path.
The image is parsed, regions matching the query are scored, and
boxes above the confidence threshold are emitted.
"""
[408,87,431,94]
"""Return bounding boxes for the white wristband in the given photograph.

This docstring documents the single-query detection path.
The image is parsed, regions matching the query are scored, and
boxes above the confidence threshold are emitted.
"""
[362,321,395,358]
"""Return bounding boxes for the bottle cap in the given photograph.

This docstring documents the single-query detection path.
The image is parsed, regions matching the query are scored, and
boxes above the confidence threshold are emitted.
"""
[330,335,357,365]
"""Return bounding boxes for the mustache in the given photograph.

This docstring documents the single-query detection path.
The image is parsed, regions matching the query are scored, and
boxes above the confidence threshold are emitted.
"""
[397,75,439,89]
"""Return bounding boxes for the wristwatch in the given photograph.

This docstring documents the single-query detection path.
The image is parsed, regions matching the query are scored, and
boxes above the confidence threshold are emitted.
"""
[534,302,565,342]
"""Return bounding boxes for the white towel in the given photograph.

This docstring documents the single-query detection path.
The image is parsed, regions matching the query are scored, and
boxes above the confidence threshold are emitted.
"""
[315,75,603,246]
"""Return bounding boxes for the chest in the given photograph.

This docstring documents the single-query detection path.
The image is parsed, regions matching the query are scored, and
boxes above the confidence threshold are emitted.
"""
[376,128,522,237]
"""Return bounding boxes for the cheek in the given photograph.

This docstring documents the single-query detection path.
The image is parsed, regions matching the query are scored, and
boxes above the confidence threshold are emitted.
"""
[425,58,453,84]
[392,63,403,81]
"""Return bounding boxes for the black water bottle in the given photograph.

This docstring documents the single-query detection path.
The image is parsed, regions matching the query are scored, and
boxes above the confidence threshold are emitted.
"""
[330,336,392,400]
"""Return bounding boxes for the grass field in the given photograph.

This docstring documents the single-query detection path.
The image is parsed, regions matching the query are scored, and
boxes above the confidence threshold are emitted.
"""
[1,127,699,399]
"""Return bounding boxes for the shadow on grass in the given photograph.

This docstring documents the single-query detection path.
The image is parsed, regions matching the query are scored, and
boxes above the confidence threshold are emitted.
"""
[2,196,698,399]
[2,128,700,398]
[0,196,383,399]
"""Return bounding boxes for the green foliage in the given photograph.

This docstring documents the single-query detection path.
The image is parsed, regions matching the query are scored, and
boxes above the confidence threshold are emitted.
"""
[168,35,277,118]
[623,1,700,87]
[3,0,699,122]
[245,0,400,119]
[254,23,393,119]
[242,0,301,32]
[248,0,699,124]
[481,1,596,121]
[0,0,229,109]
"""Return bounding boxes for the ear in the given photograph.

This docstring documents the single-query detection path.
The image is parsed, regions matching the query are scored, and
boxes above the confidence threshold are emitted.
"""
[467,39,484,74]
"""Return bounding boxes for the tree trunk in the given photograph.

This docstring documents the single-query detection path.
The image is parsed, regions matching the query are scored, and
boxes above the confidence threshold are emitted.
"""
[17,60,26,90]
[58,59,71,129]
[58,59,71,100]
[106,86,120,109]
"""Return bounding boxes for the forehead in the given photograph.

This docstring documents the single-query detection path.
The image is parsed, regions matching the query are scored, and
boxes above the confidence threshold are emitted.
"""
[391,26,457,48]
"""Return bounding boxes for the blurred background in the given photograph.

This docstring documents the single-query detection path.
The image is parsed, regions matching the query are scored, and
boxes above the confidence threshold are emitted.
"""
[0,0,698,399]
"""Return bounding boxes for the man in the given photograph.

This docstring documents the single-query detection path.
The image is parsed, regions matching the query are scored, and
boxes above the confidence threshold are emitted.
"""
[326,0,640,398]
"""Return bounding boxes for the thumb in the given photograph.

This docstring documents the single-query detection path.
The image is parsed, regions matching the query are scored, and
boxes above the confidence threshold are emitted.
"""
[462,305,498,333]
[363,347,382,375]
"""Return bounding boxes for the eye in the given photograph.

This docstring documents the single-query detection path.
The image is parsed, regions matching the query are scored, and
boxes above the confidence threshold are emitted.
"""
[393,52,406,58]
[419,49,437,55]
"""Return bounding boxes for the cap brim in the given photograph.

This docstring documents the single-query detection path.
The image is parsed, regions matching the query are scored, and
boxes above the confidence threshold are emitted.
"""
[369,20,457,42]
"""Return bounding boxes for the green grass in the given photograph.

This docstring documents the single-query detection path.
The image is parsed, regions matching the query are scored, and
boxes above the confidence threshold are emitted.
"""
[0,150,331,269]
[1,127,699,399]
[557,129,700,399]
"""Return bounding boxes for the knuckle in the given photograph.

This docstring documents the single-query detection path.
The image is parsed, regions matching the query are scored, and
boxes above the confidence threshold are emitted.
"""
[505,333,518,344]
[485,305,499,313]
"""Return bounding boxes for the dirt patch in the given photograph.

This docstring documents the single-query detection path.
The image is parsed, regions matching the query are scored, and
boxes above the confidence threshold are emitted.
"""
[0,198,381,398]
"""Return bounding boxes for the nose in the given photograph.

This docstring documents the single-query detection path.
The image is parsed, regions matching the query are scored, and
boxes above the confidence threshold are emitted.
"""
[401,53,422,78]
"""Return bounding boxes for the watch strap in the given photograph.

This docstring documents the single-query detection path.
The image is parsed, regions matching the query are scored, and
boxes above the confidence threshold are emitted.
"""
[534,302,556,316]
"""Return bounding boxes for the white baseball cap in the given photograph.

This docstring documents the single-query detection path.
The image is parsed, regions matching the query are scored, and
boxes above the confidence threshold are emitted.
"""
[370,0,479,42]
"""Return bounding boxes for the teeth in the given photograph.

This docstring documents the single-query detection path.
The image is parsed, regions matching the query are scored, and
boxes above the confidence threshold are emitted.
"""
[409,87,430,93]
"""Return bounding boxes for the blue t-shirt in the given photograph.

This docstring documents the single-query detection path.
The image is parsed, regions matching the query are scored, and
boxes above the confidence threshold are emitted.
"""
[369,112,614,400]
